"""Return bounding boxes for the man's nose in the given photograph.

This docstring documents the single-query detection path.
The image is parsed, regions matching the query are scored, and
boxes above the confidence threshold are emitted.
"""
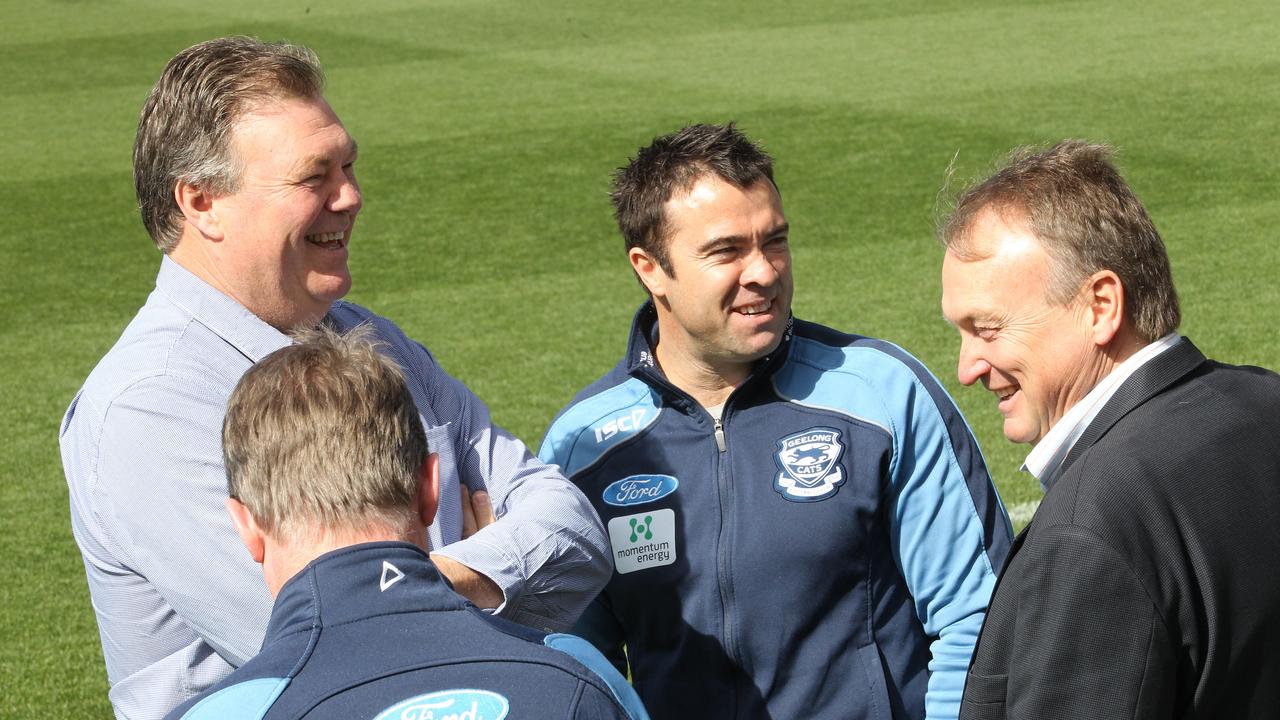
[740,248,781,287]
[331,174,362,215]
[956,338,990,387]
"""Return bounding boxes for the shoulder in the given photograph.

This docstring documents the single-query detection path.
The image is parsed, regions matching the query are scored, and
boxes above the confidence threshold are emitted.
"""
[163,636,305,720]
[786,319,945,388]
[328,302,422,352]
[777,320,961,439]
[539,363,659,475]
[1041,358,1280,552]
[479,616,646,719]
[68,301,242,436]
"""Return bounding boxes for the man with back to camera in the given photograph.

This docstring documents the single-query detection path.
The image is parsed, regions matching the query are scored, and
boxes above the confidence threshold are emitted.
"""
[163,325,648,720]
[939,140,1280,719]
[538,123,1014,719]
[59,36,610,718]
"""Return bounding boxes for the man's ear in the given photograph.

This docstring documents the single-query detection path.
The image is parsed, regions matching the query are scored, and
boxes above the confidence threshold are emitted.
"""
[416,453,440,528]
[629,246,670,299]
[225,497,266,565]
[1084,269,1125,347]
[174,180,224,241]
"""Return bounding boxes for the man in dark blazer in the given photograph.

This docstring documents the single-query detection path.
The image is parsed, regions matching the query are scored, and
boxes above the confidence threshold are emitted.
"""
[939,140,1280,719]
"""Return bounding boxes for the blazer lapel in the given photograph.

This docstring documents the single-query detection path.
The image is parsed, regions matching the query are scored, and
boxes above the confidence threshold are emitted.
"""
[1059,338,1208,475]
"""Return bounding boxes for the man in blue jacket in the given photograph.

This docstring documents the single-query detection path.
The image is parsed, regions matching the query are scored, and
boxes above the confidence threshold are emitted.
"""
[540,124,1012,719]
[166,325,647,720]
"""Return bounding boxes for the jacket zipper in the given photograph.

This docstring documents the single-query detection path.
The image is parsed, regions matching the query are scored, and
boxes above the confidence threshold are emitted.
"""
[712,407,742,714]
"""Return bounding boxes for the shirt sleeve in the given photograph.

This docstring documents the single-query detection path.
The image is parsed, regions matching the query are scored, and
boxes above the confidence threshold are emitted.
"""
[61,373,272,718]
[884,366,1013,720]
[409,343,612,632]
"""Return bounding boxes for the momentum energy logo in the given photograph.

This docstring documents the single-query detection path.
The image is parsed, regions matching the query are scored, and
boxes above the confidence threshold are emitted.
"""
[372,689,508,720]
[608,509,676,574]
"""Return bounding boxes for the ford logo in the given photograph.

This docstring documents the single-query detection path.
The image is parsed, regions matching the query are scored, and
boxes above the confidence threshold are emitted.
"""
[603,474,679,507]
[372,689,509,720]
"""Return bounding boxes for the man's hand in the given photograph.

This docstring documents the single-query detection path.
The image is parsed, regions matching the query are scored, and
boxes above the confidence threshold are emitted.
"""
[460,483,496,539]
[431,483,503,609]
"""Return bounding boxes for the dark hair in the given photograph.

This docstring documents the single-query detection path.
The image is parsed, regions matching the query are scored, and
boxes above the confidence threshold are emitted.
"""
[942,140,1179,341]
[134,36,324,252]
[611,123,775,273]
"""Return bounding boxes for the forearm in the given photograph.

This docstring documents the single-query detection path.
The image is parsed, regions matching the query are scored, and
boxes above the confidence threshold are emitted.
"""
[430,552,503,609]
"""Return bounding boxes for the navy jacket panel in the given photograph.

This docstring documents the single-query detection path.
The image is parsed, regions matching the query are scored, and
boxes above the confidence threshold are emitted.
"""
[166,543,647,720]
[540,305,1012,720]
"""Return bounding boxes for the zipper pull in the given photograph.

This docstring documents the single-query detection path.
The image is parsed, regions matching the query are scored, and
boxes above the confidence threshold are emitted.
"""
[714,416,726,452]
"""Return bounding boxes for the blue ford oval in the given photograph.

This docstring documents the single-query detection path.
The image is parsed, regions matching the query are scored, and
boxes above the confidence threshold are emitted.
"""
[602,474,679,507]
[373,689,509,720]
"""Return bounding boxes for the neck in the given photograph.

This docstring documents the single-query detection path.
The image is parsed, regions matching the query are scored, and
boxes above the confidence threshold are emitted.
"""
[1103,326,1150,368]
[651,338,748,410]
[168,241,325,331]
[264,521,425,597]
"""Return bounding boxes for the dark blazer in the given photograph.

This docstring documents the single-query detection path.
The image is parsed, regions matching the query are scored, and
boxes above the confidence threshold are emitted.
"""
[960,338,1280,720]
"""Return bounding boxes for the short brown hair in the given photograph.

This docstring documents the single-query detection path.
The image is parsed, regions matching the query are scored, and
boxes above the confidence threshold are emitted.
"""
[134,36,325,252]
[222,324,428,539]
[942,140,1180,342]
[611,123,775,274]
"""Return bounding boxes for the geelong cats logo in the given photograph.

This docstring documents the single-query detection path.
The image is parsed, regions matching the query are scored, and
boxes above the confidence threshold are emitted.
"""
[773,427,846,502]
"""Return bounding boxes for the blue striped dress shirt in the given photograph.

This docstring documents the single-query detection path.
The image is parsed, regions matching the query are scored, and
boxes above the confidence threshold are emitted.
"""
[59,257,610,719]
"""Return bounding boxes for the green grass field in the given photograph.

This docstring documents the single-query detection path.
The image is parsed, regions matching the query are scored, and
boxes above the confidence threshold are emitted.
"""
[3,0,1278,714]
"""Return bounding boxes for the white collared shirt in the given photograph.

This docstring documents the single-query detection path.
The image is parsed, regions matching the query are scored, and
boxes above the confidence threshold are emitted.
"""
[1024,333,1181,491]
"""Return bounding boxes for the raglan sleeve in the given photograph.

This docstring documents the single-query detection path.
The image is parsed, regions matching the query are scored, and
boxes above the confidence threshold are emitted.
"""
[883,359,1013,720]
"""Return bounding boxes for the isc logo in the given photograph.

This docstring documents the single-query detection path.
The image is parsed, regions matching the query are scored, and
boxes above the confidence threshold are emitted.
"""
[594,408,648,443]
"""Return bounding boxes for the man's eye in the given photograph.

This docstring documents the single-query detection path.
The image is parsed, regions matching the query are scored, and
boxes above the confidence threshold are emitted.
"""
[976,327,998,340]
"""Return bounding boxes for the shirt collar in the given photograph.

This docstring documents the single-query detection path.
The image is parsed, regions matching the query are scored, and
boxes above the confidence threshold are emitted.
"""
[155,256,297,363]
[1023,333,1181,491]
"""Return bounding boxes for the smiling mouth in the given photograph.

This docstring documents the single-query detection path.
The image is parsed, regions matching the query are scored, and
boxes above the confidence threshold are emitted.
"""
[306,231,347,249]
[994,387,1018,404]
[736,300,773,316]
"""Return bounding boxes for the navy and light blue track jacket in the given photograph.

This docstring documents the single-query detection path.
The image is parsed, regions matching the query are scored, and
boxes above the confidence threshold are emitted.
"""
[164,543,648,720]
[539,304,1012,720]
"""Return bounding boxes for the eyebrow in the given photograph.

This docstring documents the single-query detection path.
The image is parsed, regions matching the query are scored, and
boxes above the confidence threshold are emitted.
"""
[296,139,360,173]
[698,222,790,252]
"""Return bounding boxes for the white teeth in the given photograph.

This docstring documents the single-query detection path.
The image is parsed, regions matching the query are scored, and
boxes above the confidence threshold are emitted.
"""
[307,231,345,245]
[739,300,772,315]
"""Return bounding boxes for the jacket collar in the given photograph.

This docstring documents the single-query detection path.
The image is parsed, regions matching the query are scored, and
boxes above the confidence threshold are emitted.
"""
[265,542,470,646]
[1058,337,1207,479]
[623,300,795,395]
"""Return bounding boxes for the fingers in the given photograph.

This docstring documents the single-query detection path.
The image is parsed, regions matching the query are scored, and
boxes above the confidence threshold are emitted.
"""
[460,484,478,538]
[459,485,496,539]
[470,489,495,529]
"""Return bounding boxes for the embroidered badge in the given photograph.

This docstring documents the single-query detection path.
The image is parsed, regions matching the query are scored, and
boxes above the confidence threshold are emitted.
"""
[773,427,846,502]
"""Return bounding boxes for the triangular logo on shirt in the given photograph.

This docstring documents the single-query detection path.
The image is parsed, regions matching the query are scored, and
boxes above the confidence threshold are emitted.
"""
[379,560,405,592]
